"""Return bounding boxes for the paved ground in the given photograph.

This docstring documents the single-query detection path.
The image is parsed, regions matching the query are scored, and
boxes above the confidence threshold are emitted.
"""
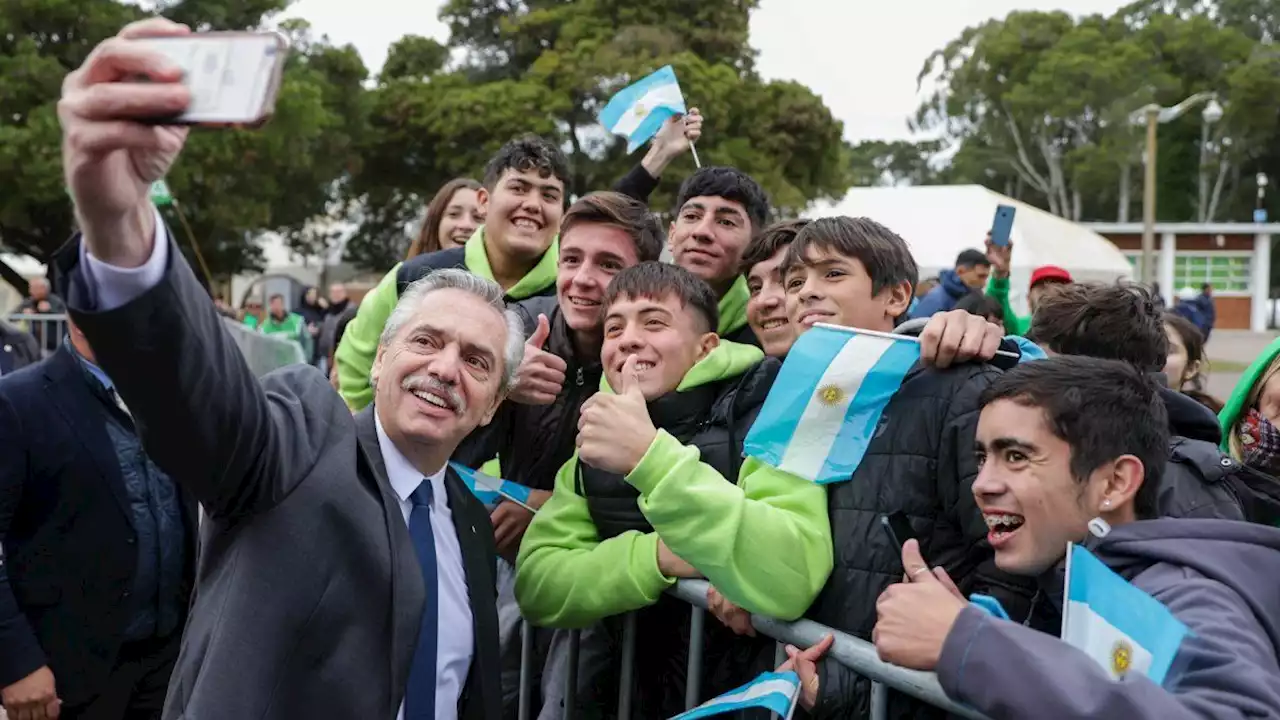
[1204,330,1279,400]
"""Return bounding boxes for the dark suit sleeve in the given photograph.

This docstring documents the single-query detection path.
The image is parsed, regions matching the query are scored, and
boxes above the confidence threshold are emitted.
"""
[63,235,338,520]
[0,392,48,688]
[935,366,1037,622]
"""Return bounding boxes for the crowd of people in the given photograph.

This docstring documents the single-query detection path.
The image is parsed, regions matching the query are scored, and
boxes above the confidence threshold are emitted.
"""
[4,17,1280,720]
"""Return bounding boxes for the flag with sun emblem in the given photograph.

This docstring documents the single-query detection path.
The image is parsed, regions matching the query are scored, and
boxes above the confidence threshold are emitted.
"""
[598,65,688,153]
[743,324,920,485]
[1061,544,1190,685]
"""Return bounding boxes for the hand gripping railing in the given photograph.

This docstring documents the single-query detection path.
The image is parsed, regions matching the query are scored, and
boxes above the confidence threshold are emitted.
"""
[517,578,989,720]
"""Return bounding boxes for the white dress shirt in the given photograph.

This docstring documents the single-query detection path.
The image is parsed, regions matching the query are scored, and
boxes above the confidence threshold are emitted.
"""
[83,216,474,719]
[376,413,474,720]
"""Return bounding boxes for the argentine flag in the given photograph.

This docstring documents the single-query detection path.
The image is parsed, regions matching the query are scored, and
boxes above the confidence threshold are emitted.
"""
[669,670,800,719]
[744,324,920,485]
[599,65,688,153]
[449,462,536,513]
[1061,544,1190,685]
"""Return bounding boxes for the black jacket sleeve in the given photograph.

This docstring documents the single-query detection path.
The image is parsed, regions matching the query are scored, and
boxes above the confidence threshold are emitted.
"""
[0,392,47,689]
[612,163,661,205]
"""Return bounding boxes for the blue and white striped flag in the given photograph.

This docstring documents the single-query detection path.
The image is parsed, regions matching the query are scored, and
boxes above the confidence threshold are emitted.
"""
[598,65,688,153]
[744,324,920,485]
[669,670,800,719]
[1061,544,1190,685]
[449,462,536,512]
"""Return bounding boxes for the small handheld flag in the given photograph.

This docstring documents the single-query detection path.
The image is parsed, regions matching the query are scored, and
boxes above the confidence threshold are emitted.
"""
[744,325,921,485]
[669,670,801,719]
[1061,544,1190,685]
[599,65,688,154]
[449,463,537,513]
[150,180,174,207]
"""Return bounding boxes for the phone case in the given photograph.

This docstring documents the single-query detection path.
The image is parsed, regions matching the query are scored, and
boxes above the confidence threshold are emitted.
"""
[990,205,1016,247]
[143,31,290,130]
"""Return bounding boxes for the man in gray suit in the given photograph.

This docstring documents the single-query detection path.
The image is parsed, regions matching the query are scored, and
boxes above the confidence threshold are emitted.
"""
[53,18,514,720]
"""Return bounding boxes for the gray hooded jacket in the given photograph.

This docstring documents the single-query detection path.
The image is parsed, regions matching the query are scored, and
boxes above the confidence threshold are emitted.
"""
[936,518,1280,719]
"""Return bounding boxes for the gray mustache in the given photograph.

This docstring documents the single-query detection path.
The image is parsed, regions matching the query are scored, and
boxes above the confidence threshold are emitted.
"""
[401,374,465,415]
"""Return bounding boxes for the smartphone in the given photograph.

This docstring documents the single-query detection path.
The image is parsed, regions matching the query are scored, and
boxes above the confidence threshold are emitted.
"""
[879,511,915,552]
[990,204,1016,247]
[135,31,289,128]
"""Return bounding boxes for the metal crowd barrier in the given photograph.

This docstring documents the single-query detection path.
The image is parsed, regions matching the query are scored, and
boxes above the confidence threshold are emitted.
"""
[5,313,69,356]
[518,578,989,720]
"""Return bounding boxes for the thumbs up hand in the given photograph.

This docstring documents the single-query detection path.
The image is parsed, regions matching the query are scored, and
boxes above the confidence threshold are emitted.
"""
[577,355,657,475]
[509,314,569,406]
[871,539,967,671]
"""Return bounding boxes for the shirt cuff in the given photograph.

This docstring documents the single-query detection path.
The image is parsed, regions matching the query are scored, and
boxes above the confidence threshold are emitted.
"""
[82,206,169,311]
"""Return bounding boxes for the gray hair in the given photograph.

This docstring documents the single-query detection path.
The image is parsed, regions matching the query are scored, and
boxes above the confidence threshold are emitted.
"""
[379,268,525,394]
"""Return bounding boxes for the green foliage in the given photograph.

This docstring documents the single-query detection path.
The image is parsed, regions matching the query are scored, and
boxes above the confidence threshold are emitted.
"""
[344,0,851,270]
[0,0,367,281]
[867,1,1280,224]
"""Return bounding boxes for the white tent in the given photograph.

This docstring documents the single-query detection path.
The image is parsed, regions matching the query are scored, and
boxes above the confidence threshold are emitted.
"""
[805,185,1134,314]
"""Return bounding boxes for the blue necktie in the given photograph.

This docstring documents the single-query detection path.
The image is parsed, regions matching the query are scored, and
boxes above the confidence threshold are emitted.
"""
[405,480,438,719]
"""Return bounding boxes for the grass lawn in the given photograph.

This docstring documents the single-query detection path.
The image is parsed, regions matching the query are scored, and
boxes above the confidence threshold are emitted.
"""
[1209,359,1252,373]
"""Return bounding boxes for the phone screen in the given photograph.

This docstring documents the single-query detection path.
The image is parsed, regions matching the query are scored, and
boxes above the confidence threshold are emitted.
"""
[990,204,1016,247]
[136,34,284,125]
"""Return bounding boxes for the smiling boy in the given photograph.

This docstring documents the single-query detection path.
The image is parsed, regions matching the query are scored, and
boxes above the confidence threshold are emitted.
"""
[515,262,831,715]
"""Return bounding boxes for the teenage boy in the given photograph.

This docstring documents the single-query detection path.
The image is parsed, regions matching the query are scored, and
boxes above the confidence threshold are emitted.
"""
[667,167,772,346]
[984,237,1073,335]
[742,219,808,358]
[909,248,991,319]
[339,118,700,411]
[516,262,831,716]
[760,217,1035,717]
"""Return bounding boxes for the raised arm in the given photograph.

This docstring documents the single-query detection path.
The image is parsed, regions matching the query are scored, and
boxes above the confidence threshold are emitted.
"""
[59,18,336,519]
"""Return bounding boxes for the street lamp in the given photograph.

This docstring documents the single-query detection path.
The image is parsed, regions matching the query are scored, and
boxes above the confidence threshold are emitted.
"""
[1131,93,1223,287]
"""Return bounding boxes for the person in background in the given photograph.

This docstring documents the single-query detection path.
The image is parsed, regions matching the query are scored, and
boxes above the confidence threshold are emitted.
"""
[296,286,327,366]
[406,178,484,258]
[240,297,264,330]
[742,219,809,358]
[327,309,356,392]
[260,293,309,357]
[316,282,352,374]
[872,356,1280,720]
[909,248,989,319]
[1026,282,1244,524]
[1162,312,1223,414]
[1220,336,1280,478]
[954,292,1006,332]
[0,317,197,720]
[906,275,939,317]
[666,167,771,345]
[16,277,68,354]
[983,238,1073,336]
[0,319,39,376]
[1172,286,1210,339]
[1194,283,1217,339]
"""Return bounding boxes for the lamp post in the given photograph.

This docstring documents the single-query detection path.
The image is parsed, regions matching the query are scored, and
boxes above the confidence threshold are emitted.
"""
[1133,93,1224,288]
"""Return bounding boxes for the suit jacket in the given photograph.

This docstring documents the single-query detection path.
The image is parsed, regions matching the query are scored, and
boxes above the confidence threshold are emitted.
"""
[0,345,198,705]
[59,238,502,720]
[0,322,39,375]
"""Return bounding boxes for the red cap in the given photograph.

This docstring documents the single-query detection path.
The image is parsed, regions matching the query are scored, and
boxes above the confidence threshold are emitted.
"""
[1029,265,1072,289]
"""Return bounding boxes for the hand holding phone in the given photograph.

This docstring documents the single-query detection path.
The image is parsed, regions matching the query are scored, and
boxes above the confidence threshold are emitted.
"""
[134,31,289,127]
[990,204,1016,247]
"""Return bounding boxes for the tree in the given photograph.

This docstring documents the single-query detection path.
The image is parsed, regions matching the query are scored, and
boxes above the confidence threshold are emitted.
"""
[344,0,850,271]
[906,5,1280,224]
[0,0,368,288]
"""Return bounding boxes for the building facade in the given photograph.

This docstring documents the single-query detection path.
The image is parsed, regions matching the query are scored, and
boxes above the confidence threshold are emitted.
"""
[1084,223,1277,331]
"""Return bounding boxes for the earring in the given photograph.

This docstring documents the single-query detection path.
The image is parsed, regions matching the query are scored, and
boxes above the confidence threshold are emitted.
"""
[1101,499,1112,510]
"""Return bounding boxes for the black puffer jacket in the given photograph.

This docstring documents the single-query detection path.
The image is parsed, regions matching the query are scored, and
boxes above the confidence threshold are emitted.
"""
[807,332,1035,719]
[1157,386,1246,520]
[452,297,600,490]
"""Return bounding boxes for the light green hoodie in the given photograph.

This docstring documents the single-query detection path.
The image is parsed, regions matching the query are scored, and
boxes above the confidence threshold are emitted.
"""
[1219,335,1280,451]
[336,227,559,410]
[717,275,751,338]
[515,341,834,628]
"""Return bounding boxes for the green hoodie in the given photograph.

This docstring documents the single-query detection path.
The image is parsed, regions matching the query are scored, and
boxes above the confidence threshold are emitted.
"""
[986,275,1031,336]
[717,275,751,338]
[1218,335,1280,450]
[336,227,559,410]
[515,341,834,628]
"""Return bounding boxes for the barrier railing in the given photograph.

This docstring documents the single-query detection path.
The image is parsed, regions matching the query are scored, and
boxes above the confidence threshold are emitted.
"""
[5,313,68,356]
[518,578,989,720]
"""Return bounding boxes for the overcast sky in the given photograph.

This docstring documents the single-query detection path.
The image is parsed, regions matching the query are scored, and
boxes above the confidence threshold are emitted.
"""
[283,0,1131,142]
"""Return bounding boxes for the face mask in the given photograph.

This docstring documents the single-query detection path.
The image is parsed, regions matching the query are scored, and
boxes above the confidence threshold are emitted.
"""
[1239,408,1280,475]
